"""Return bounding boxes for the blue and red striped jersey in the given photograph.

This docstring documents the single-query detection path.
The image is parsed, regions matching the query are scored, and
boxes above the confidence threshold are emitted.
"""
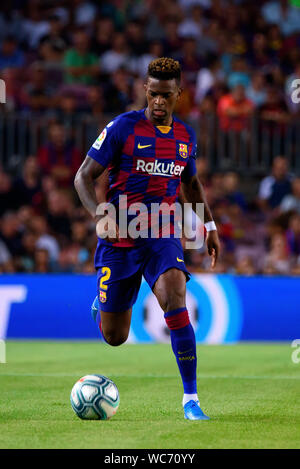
[87,109,197,247]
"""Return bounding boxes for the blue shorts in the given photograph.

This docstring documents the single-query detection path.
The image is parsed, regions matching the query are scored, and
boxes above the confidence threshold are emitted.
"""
[96,238,190,312]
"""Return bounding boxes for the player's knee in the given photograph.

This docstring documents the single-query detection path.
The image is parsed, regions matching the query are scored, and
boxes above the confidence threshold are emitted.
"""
[154,269,186,312]
[160,289,186,313]
[160,284,186,312]
[103,329,128,347]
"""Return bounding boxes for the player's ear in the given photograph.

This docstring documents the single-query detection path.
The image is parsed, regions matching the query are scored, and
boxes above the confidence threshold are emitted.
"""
[177,87,183,100]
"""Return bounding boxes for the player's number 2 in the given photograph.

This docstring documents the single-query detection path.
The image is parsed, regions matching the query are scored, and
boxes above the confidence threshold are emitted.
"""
[100,267,111,290]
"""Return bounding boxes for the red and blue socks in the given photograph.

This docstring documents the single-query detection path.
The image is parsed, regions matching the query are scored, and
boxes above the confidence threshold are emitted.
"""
[164,307,198,406]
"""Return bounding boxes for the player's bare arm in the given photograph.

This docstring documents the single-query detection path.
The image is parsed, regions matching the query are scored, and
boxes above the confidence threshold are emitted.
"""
[74,156,120,243]
[181,174,221,269]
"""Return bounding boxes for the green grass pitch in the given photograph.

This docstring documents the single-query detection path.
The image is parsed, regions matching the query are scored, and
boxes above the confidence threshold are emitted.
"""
[0,341,299,449]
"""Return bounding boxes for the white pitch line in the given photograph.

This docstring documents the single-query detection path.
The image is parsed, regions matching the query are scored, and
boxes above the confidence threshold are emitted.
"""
[0,372,299,380]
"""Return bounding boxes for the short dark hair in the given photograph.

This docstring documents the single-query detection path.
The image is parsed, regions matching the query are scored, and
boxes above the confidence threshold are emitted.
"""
[147,57,181,85]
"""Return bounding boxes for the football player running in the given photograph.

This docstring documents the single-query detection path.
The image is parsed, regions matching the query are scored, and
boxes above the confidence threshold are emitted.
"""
[74,58,220,420]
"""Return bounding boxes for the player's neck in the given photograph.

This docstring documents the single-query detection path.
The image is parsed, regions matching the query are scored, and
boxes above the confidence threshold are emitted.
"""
[144,107,173,127]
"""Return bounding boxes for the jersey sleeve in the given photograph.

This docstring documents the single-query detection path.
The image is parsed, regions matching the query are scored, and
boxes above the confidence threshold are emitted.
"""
[181,128,197,183]
[87,118,123,168]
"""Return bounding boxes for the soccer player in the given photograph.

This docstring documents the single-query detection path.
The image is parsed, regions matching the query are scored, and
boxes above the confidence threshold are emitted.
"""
[74,58,220,420]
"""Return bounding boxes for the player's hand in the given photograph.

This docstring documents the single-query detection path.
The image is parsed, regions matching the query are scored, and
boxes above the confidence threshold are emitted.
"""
[95,214,120,244]
[206,230,221,270]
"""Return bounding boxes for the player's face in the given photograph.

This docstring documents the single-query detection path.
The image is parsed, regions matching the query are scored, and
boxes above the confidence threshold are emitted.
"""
[144,77,181,125]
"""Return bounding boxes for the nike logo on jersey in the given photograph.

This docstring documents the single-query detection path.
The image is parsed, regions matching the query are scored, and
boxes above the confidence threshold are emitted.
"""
[177,257,184,262]
[138,143,152,149]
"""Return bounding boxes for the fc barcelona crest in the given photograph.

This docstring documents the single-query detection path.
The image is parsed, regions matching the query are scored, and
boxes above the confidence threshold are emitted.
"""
[100,290,107,303]
[178,143,188,158]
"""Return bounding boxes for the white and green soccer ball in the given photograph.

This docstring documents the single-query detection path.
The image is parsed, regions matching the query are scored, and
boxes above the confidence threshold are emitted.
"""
[70,374,120,420]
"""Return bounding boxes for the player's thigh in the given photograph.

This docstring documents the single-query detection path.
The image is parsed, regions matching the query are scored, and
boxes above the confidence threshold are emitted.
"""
[97,266,141,309]
[153,268,187,313]
[142,238,189,312]
[97,267,141,335]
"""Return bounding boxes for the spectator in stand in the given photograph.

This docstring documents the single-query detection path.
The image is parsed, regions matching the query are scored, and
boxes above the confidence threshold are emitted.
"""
[246,72,267,107]
[163,17,182,56]
[267,24,283,60]
[0,6,27,45]
[39,14,69,51]
[263,232,292,274]
[38,38,64,73]
[30,214,60,265]
[261,0,300,36]
[259,86,290,138]
[37,123,81,186]
[138,40,164,78]
[16,205,34,232]
[286,213,300,257]
[235,256,256,276]
[258,155,292,210]
[73,0,98,27]
[199,18,221,55]
[58,219,90,272]
[85,86,105,119]
[0,170,16,215]
[222,172,247,212]
[227,57,251,90]
[280,177,300,214]
[0,212,23,258]
[0,36,24,70]
[46,189,73,240]
[125,20,148,58]
[247,33,274,69]
[175,37,202,86]
[63,28,99,85]
[177,4,204,39]
[126,78,147,112]
[18,229,37,272]
[13,156,41,208]
[106,67,132,113]
[92,17,115,56]
[53,91,79,126]
[100,33,129,74]
[0,239,14,272]
[139,3,167,42]
[21,62,55,113]
[23,3,50,50]
[217,84,254,132]
[34,248,51,273]
[194,55,223,104]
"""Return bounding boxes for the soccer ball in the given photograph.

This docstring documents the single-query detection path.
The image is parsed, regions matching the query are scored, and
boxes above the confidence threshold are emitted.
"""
[70,374,120,420]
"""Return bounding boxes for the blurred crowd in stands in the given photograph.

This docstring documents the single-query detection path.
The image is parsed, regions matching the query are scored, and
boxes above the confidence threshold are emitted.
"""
[0,0,300,119]
[1,152,300,275]
[0,0,300,275]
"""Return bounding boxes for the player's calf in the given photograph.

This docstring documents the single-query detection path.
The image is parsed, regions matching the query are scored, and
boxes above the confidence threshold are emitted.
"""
[164,307,197,396]
[101,309,132,346]
[101,326,129,347]
[164,307,210,419]
[91,296,131,346]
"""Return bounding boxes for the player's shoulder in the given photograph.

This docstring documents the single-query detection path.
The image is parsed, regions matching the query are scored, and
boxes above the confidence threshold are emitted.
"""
[109,109,145,129]
[173,115,196,141]
[103,110,144,142]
